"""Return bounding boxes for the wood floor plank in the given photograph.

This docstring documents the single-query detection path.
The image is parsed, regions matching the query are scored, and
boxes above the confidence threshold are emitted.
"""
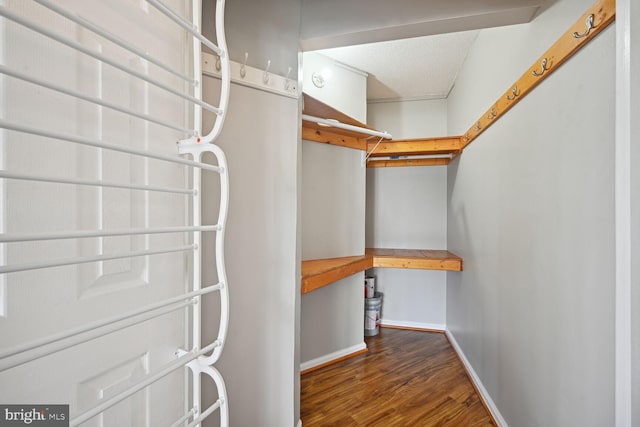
[301,329,496,426]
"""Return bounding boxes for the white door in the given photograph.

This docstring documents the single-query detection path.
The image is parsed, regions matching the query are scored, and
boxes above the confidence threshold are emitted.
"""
[0,1,195,425]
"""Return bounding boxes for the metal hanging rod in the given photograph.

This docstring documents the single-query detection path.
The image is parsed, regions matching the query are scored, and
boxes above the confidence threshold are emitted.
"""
[0,6,220,114]
[70,339,222,427]
[0,284,222,372]
[32,0,196,85]
[0,65,193,134]
[0,225,219,243]
[145,0,223,57]
[0,171,195,195]
[0,244,196,274]
[0,120,222,173]
[301,114,393,139]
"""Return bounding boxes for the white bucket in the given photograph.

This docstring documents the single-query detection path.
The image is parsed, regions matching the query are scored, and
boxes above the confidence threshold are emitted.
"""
[364,276,375,298]
[364,292,383,336]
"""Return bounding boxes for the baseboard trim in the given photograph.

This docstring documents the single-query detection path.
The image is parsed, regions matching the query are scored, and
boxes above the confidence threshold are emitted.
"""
[380,319,446,333]
[297,419,302,427]
[300,342,368,375]
[445,329,508,427]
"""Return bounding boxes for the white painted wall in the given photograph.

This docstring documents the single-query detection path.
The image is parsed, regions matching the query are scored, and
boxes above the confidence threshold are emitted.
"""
[201,1,302,425]
[366,100,448,329]
[302,52,367,122]
[203,0,300,79]
[202,82,299,427]
[446,0,615,425]
[300,142,366,365]
[300,56,367,367]
[624,0,640,423]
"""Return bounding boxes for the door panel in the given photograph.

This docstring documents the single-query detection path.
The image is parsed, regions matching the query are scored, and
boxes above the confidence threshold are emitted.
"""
[0,1,193,424]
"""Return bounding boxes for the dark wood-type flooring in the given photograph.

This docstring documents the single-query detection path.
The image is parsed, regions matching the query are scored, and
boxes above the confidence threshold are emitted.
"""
[301,328,496,426]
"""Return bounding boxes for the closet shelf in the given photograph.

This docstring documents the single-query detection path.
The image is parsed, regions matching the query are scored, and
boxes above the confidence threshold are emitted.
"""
[302,93,389,151]
[300,94,461,167]
[365,136,462,168]
[366,248,463,271]
[302,249,463,294]
[302,255,374,294]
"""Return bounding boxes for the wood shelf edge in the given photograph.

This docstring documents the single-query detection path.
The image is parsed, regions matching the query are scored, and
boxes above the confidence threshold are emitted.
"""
[366,248,463,272]
[301,255,374,294]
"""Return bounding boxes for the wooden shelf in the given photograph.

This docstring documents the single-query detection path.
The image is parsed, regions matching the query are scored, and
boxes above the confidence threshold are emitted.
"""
[301,255,374,294]
[302,249,463,294]
[366,248,463,271]
[366,136,462,158]
[302,93,389,151]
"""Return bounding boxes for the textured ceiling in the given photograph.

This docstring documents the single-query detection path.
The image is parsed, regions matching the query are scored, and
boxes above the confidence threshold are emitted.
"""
[318,31,479,102]
[301,0,541,102]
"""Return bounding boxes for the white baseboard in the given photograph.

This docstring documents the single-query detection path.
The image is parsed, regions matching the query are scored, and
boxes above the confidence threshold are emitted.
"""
[445,329,508,427]
[297,420,302,427]
[380,319,446,331]
[300,342,367,372]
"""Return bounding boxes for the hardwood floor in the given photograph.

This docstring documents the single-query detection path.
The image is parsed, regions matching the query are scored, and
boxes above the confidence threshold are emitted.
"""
[301,328,496,426]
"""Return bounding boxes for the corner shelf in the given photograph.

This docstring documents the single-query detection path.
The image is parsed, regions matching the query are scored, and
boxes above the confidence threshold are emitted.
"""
[301,255,374,294]
[301,248,463,294]
[366,248,463,271]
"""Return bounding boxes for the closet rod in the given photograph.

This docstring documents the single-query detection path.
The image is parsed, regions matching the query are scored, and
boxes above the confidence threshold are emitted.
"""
[302,114,392,140]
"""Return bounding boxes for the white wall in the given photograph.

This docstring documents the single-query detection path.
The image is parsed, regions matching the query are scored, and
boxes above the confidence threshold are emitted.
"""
[202,82,299,427]
[300,141,366,365]
[302,52,367,122]
[626,0,640,423]
[446,1,615,425]
[203,0,300,79]
[366,100,448,329]
[300,55,367,367]
[201,1,302,425]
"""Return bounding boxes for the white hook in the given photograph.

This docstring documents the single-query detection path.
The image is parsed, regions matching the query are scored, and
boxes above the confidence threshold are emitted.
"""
[263,60,271,84]
[284,67,292,90]
[240,52,248,78]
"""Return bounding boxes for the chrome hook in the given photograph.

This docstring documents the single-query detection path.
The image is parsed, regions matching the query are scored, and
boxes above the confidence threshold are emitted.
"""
[506,85,519,100]
[474,121,482,132]
[263,60,271,84]
[532,58,549,77]
[487,107,497,120]
[573,14,595,38]
[240,52,248,78]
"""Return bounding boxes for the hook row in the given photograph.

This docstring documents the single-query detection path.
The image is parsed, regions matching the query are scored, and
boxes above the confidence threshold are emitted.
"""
[214,51,294,91]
